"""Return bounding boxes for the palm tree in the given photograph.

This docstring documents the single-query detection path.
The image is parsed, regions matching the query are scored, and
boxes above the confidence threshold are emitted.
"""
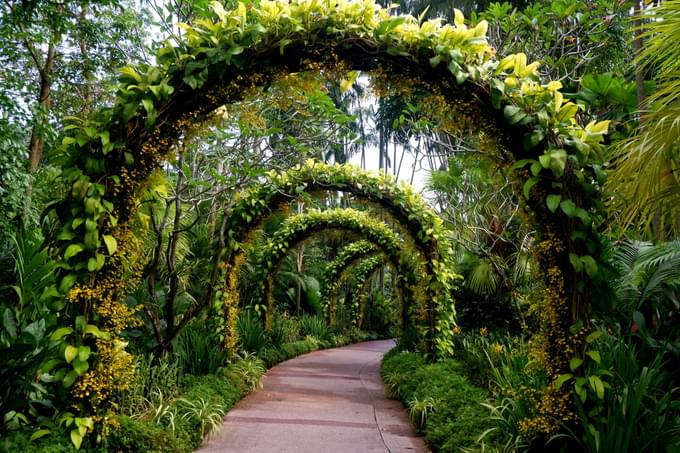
[607,1,680,239]
[611,240,680,318]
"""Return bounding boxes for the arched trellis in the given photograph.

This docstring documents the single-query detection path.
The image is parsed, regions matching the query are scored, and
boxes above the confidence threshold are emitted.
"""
[319,240,379,322]
[213,161,458,358]
[244,209,422,333]
[346,254,391,328]
[45,0,613,433]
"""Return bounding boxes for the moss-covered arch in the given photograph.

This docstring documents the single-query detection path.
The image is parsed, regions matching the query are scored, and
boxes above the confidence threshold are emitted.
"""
[244,209,422,332]
[46,0,614,434]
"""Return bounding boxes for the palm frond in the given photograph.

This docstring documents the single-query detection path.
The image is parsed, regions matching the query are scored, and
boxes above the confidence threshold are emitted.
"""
[606,1,680,237]
[467,258,499,295]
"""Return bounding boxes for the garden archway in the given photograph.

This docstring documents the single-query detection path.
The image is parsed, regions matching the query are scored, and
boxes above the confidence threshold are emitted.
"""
[345,254,392,328]
[47,0,613,431]
[211,161,458,357]
[243,209,422,335]
[319,240,379,322]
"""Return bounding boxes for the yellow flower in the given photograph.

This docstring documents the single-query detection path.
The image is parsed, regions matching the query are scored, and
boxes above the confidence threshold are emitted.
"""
[479,327,488,336]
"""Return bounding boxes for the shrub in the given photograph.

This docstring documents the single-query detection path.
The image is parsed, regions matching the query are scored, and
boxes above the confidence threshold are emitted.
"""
[236,311,266,354]
[174,323,228,376]
[268,311,300,346]
[566,329,680,452]
[222,356,266,393]
[0,430,80,453]
[299,314,328,340]
[118,353,181,416]
[176,398,226,440]
[280,337,319,358]
[105,415,187,453]
[381,349,500,451]
[259,346,286,367]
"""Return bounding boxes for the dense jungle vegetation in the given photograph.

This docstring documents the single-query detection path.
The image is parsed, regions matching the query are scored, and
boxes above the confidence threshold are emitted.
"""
[1,0,679,451]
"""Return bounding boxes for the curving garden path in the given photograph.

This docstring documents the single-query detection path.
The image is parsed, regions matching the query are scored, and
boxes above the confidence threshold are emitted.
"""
[197,340,429,453]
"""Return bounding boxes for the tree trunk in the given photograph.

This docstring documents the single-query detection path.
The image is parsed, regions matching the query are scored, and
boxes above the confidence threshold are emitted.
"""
[206,160,224,241]
[295,199,304,315]
[28,42,56,171]
[163,151,186,352]
[634,1,646,114]
[79,2,94,113]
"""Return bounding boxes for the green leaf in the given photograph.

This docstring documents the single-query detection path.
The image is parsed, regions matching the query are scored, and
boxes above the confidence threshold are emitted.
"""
[75,316,86,332]
[279,38,292,55]
[87,253,105,272]
[64,244,84,261]
[586,331,603,343]
[588,375,605,399]
[84,324,111,340]
[585,350,601,364]
[504,105,527,124]
[509,159,534,172]
[141,98,154,116]
[523,177,540,199]
[569,357,583,371]
[581,255,598,277]
[31,430,51,441]
[63,370,78,388]
[2,308,17,338]
[560,200,576,217]
[65,345,78,364]
[429,55,442,67]
[574,208,591,225]
[70,429,83,450]
[77,346,91,362]
[555,373,573,389]
[548,149,567,178]
[102,235,117,255]
[72,358,89,375]
[84,229,99,251]
[546,194,561,212]
[58,274,78,294]
[524,129,544,150]
[569,253,583,272]
[50,327,74,341]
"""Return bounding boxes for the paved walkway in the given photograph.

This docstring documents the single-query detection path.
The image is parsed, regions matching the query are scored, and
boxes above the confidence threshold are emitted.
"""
[197,340,429,453]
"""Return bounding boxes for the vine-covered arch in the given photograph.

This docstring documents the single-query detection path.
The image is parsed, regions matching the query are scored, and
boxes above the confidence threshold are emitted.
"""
[244,209,421,333]
[45,0,613,432]
[319,240,379,322]
[346,255,391,328]
[214,161,459,356]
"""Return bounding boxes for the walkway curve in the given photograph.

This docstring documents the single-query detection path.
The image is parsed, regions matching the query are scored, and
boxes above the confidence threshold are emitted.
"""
[197,340,429,453]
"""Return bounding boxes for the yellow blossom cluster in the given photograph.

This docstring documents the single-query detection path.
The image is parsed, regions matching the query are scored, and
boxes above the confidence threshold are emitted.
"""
[519,229,581,436]
[72,337,136,409]
[221,253,244,354]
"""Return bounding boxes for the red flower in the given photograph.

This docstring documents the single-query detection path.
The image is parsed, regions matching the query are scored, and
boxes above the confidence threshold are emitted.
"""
[631,323,639,333]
